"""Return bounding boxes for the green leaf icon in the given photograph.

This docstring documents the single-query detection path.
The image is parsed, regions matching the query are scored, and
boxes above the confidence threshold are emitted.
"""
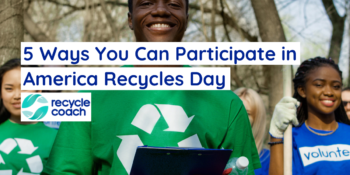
[29,106,49,120]
[22,111,33,118]
[37,96,48,103]
[22,94,42,108]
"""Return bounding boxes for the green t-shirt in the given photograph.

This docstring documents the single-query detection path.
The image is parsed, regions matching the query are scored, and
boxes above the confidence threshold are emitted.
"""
[0,120,57,175]
[44,90,260,175]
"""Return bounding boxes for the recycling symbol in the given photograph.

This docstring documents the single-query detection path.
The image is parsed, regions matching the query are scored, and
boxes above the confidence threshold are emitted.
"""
[0,138,42,175]
[116,104,203,174]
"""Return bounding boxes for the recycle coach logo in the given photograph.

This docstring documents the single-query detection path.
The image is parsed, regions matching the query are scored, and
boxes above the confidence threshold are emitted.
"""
[22,94,49,120]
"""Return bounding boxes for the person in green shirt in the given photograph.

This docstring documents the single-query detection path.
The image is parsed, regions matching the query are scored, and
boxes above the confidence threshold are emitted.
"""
[0,58,57,175]
[43,0,261,174]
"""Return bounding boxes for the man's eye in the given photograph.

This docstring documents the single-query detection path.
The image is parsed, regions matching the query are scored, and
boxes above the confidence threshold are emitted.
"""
[315,84,322,87]
[5,88,12,91]
[334,85,341,89]
[141,2,152,6]
[169,3,180,7]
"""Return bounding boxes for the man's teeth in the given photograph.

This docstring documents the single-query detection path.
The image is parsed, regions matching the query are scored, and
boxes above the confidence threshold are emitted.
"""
[150,23,170,28]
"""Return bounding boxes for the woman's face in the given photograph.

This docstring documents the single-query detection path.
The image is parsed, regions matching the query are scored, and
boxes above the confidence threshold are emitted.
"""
[298,66,342,116]
[1,67,38,120]
[241,97,254,125]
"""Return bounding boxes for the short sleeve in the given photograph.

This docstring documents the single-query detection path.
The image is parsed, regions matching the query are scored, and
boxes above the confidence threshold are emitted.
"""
[220,99,261,175]
[42,122,94,175]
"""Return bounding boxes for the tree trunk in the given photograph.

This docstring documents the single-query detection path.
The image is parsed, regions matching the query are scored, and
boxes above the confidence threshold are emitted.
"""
[321,0,346,64]
[250,0,286,116]
[24,11,54,42]
[0,0,23,64]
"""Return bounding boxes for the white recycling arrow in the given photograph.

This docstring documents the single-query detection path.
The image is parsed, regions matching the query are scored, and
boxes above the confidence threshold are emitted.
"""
[131,104,161,134]
[116,135,143,175]
[26,155,43,173]
[178,134,203,148]
[15,138,38,155]
[0,170,12,175]
[0,154,4,164]
[0,138,17,154]
[17,168,39,175]
[155,104,194,132]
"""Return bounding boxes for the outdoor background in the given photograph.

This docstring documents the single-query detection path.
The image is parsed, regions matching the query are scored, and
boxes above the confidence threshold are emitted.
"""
[0,0,349,145]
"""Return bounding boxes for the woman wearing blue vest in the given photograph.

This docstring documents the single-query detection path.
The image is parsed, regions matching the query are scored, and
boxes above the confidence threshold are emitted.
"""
[269,57,350,175]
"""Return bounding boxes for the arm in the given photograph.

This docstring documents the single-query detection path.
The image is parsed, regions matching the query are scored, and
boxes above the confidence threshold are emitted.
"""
[221,100,261,175]
[269,137,283,175]
[268,97,299,175]
[42,122,94,175]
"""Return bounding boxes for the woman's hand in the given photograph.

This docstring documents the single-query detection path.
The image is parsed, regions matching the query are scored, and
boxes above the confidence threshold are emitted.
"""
[269,97,300,138]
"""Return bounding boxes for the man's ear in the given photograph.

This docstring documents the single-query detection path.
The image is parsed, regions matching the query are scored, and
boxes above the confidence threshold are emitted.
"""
[128,12,133,30]
[297,86,306,98]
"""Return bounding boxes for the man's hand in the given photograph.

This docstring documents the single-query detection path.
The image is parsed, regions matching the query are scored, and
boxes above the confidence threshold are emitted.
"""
[222,168,232,175]
[269,97,300,138]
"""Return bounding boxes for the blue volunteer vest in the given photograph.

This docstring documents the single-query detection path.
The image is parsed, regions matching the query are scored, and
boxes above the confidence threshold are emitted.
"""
[293,123,350,174]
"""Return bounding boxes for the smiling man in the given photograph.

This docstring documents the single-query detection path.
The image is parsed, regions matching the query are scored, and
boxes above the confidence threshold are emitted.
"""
[43,0,260,174]
[128,0,188,42]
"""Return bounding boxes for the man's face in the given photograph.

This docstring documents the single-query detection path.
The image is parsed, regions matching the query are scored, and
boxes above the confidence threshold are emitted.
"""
[128,0,188,42]
[342,90,350,119]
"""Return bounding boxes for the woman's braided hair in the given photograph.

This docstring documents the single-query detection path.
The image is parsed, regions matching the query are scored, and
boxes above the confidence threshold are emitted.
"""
[293,57,350,125]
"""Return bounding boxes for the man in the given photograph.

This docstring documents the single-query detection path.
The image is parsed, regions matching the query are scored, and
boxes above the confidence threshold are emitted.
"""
[342,87,350,119]
[43,0,260,174]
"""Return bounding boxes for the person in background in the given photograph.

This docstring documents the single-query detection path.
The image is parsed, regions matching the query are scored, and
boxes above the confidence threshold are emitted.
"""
[234,87,269,175]
[0,58,57,175]
[269,57,350,175]
[341,87,350,119]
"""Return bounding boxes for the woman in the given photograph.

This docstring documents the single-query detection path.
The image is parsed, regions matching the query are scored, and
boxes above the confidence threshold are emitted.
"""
[235,88,269,175]
[269,57,350,175]
[0,58,57,174]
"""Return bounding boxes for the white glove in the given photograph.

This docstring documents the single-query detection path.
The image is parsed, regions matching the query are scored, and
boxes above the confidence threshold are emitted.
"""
[269,97,300,138]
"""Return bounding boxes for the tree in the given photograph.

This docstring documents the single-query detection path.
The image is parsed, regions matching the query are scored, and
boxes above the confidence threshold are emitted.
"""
[250,0,286,115]
[250,1,287,174]
[322,0,347,64]
[0,0,23,64]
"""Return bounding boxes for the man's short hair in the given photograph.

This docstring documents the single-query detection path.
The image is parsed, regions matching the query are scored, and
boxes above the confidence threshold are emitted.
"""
[128,0,189,14]
[343,87,350,92]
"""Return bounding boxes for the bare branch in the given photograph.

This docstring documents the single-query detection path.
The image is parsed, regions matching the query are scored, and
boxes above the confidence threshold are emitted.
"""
[199,0,209,41]
[99,0,119,41]
[230,65,244,87]
[219,0,231,41]
[211,0,217,41]
[322,0,346,25]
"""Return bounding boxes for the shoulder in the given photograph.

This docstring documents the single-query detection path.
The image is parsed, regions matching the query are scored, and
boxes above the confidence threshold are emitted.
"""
[293,123,306,133]
[338,122,350,131]
[194,90,242,107]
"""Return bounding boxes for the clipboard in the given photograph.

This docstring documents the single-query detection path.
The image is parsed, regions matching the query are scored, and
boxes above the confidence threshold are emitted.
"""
[130,146,232,175]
